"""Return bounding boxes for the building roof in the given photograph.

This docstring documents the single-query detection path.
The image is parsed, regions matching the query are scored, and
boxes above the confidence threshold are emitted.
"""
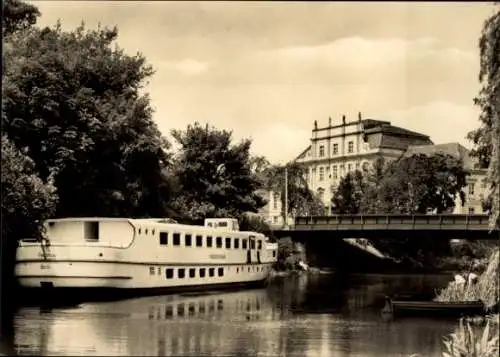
[362,119,433,151]
[403,142,482,170]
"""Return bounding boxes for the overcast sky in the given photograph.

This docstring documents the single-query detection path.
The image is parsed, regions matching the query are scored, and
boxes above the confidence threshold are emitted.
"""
[32,1,495,163]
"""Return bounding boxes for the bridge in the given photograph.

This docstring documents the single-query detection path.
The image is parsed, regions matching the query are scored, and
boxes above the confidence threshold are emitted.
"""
[273,214,499,240]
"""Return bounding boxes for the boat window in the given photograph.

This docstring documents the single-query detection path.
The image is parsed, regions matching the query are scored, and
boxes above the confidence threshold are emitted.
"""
[138,228,142,235]
[178,268,185,279]
[189,268,196,278]
[200,268,206,278]
[149,267,155,275]
[166,269,174,279]
[242,239,247,249]
[257,240,262,250]
[208,223,213,227]
[84,222,99,241]
[185,234,192,247]
[216,237,222,248]
[218,221,228,227]
[152,229,155,235]
[145,228,149,235]
[196,235,203,247]
[157,267,161,275]
[173,233,181,246]
[207,236,213,247]
[218,267,224,277]
[234,238,239,249]
[237,267,239,273]
[159,232,168,245]
[209,268,215,277]
[248,267,251,272]
[225,237,231,249]
[250,239,256,250]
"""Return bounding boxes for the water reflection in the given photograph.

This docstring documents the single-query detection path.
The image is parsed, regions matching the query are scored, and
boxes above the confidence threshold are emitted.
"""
[6,274,458,356]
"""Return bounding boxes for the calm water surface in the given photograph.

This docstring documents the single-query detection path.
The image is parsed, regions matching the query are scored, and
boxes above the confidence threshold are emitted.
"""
[2,273,460,356]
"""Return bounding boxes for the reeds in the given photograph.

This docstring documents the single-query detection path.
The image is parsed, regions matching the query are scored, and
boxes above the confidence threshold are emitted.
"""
[435,249,499,311]
[442,318,499,357]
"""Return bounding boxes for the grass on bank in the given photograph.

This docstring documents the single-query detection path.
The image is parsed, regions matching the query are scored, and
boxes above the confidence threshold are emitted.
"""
[434,249,499,311]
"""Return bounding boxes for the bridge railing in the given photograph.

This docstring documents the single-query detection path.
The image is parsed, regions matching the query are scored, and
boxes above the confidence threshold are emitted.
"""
[293,214,492,231]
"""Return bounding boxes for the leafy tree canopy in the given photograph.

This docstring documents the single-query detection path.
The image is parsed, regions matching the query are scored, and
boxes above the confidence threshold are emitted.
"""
[2,0,40,36]
[170,122,265,219]
[2,20,172,218]
[468,6,500,229]
[1,135,58,241]
[263,162,326,221]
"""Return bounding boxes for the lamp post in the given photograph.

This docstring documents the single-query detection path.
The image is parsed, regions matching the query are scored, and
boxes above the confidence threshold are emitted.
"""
[284,165,289,230]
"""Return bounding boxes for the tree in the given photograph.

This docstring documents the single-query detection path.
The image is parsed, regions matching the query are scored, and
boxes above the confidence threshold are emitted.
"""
[263,162,325,222]
[170,122,265,219]
[2,0,40,36]
[468,6,500,229]
[1,135,58,241]
[331,170,365,214]
[2,22,172,218]
[367,154,468,214]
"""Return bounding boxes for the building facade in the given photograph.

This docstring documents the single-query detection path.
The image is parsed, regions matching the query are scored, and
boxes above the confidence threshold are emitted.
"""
[293,113,433,213]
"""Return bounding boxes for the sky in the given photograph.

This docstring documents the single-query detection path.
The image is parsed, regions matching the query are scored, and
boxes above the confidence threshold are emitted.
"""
[32,1,496,164]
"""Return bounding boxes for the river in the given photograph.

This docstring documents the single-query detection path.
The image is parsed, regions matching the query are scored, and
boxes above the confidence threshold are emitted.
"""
[1,273,459,356]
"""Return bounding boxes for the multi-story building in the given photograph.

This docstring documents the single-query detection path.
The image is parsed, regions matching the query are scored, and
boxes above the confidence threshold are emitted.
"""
[403,142,489,214]
[293,113,433,212]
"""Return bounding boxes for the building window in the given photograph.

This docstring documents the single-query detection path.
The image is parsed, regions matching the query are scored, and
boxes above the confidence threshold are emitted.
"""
[173,233,181,246]
[159,232,168,245]
[196,235,203,247]
[257,240,262,250]
[468,183,475,196]
[200,268,206,278]
[234,238,239,249]
[333,143,338,155]
[340,164,345,173]
[149,267,155,275]
[362,162,369,171]
[356,162,360,170]
[216,237,222,248]
[273,251,277,258]
[348,141,354,153]
[273,192,279,210]
[319,145,325,157]
[166,268,174,279]
[225,237,231,249]
[250,239,256,250]
[209,268,215,277]
[189,268,196,278]
[242,239,248,249]
[319,167,324,181]
[207,236,213,247]
[218,267,224,277]
[468,207,475,214]
[273,216,278,224]
[348,163,352,172]
[332,165,338,179]
[185,234,192,247]
[178,268,185,279]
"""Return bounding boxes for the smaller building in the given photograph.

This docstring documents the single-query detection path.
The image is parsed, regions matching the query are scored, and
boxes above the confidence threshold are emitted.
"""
[403,142,489,214]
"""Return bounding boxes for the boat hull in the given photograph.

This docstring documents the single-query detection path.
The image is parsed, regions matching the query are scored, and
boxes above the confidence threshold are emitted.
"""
[389,300,486,317]
[15,278,270,305]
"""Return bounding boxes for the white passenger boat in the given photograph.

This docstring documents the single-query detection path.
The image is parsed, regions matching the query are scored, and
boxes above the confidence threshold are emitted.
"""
[15,217,278,296]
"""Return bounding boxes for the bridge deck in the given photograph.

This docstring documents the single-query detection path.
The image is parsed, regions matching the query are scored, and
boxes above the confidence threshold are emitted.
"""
[273,214,498,240]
